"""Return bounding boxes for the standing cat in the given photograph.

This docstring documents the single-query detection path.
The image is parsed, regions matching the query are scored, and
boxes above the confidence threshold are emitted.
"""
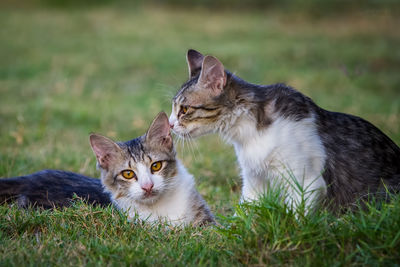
[90,112,215,226]
[169,49,400,212]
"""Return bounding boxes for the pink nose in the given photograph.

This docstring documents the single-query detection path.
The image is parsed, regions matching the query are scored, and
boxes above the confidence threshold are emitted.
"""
[141,183,154,193]
[169,123,174,129]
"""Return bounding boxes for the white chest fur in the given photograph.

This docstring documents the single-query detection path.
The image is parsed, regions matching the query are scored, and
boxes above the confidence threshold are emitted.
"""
[227,115,327,210]
[113,163,196,226]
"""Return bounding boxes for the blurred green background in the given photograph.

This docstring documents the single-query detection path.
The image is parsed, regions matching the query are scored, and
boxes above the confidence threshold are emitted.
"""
[1,1,400,265]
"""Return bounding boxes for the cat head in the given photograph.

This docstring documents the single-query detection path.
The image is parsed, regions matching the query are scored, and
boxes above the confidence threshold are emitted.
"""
[89,112,177,205]
[169,49,230,138]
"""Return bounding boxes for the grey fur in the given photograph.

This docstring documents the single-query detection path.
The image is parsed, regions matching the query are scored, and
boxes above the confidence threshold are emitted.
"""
[91,112,215,226]
[172,50,400,211]
[0,170,111,208]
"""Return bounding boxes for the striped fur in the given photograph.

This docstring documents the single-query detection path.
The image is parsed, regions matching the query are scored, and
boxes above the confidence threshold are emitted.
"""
[91,112,215,226]
[170,49,400,213]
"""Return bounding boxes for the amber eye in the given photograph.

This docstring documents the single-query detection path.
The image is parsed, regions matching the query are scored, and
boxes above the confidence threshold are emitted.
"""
[121,170,136,179]
[181,106,188,114]
[151,161,162,172]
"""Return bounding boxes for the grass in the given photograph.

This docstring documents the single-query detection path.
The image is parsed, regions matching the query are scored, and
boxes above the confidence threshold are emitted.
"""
[1,194,400,265]
[0,3,400,266]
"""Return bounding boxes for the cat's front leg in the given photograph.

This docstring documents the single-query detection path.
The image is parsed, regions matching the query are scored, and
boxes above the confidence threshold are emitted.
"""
[239,173,271,203]
[240,179,261,203]
[283,172,327,214]
[233,176,263,217]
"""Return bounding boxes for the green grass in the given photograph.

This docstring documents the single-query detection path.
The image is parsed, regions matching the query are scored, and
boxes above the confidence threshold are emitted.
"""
[0,4,399,266]
[1,194,400,265]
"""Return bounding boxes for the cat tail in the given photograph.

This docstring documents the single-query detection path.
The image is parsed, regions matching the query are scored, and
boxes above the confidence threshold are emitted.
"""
[0,177,26,205]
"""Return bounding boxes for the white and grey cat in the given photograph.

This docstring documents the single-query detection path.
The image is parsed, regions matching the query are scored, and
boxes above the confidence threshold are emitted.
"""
[0,112,214,226]
[169,49,400,212]
[90,112,214,226]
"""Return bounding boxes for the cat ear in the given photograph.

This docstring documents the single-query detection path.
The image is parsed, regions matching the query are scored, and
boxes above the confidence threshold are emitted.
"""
[89,134,122,170]
[198,55,227,96]
[187,49,204,78]
[146,112,173,150]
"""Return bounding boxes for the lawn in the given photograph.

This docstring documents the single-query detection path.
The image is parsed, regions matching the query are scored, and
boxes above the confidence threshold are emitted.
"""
[0,3,399,266]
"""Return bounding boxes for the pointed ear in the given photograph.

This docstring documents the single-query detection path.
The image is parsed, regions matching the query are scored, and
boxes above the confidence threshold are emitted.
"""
[146,112,173,150]
[187,49,204,78]
[89,134,122,170]
[198,55,227,96]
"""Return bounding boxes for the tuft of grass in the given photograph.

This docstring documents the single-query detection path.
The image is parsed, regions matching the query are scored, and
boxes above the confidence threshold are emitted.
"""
[218,193,400,265]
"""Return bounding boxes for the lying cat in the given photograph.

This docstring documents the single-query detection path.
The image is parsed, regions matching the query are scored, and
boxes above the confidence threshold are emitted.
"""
[0,112,214,226]
[90,112,214,226]
[169,49,400,212]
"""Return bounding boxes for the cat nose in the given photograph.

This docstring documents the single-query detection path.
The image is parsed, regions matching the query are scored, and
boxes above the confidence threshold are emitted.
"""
[141,182,154,193]
[169,117,176,129]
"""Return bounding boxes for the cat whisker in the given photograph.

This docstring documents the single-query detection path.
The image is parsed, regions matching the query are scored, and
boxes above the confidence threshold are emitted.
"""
[175,134,186,156]
[186,133,201,160]
[183,133,192,157]
[177,134,187,156]
[183,133,198,161]
[154,83,177,104]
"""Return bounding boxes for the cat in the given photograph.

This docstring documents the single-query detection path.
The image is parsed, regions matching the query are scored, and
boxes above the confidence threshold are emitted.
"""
[0,112,214,226]
[89,111,214,226]
[0,170,111,209]
[169,49,400,212]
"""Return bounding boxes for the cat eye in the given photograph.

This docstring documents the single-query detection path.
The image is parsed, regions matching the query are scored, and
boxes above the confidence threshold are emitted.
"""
[121,170,136,179]
[180,106,188,115]
[151,161,162,173]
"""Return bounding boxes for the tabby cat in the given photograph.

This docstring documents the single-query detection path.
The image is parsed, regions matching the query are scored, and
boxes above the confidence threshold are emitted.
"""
[169,49,400,212]
[90,112,214,226]
[0,112,214,226]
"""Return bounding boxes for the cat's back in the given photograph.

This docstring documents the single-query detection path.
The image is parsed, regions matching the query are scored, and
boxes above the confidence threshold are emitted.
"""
[0,170,111,208]
[315,108,400,205]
